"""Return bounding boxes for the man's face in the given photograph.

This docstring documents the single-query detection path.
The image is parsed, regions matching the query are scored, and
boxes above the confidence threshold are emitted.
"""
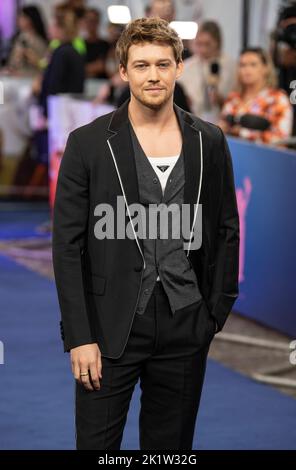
[119,42,183,110]
[84,11,99,35]
[150,0,175,22]
[194,32,219,60]
[238,52,267,86]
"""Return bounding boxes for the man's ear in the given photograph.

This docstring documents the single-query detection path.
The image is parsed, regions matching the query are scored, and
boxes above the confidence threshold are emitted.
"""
[176,60,184,80]
[119,63,129,83]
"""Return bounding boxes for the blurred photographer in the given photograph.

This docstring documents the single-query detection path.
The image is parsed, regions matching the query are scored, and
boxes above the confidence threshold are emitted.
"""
[271,2,296,135]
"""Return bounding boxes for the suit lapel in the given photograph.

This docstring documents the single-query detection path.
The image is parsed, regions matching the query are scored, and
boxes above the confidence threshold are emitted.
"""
[107,99,140,208]
[107,100,144,254]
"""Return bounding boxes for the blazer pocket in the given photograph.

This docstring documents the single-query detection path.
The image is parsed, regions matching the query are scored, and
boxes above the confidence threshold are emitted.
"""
[86,273,106,295]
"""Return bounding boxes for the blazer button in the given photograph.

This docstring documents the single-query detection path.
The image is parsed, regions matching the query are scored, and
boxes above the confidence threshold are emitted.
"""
[153,177,158,184]
[134,265,142,272]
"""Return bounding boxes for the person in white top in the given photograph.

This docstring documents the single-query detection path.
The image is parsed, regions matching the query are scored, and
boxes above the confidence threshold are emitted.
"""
[177,20,236,123]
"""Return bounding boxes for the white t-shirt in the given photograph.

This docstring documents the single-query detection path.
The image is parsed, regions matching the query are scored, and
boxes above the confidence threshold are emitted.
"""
[147,155,179,194]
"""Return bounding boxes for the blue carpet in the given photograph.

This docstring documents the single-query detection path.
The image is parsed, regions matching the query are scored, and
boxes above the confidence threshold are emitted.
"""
[194,361,296,450]
[0,253,295,450]
[0,204,50,240]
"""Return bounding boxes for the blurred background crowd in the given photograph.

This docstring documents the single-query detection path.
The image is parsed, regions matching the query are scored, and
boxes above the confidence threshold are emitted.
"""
[0,0,295,200]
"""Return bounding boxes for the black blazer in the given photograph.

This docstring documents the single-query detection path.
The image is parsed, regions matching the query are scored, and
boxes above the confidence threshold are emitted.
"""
[52,98,240,358]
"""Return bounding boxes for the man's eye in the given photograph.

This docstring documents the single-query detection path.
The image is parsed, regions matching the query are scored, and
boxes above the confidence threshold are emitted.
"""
[159,63,169,68]
[136,64,146,69]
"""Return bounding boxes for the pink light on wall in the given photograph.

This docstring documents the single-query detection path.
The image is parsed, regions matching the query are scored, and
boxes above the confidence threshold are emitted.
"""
[0,0,17,40]
[236,177,252,284]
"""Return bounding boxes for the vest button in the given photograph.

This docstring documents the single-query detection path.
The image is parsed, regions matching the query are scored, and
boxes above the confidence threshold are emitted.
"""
[153,177,158,184]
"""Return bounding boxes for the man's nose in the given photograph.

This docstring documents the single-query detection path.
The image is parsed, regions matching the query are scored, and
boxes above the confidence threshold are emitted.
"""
[147,65,160,82]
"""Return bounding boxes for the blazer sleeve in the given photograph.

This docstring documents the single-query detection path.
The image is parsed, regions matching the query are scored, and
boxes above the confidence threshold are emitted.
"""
[207,129,240,331]
[52,131,94,352]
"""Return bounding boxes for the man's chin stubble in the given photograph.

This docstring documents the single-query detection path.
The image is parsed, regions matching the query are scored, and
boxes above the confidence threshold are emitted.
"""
[139,94,170,110]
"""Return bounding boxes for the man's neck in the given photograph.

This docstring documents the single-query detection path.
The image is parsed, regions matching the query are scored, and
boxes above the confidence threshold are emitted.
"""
[128,96,176,131]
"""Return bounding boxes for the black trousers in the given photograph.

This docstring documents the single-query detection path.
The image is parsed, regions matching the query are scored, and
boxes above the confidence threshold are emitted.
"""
[75,281,216,450]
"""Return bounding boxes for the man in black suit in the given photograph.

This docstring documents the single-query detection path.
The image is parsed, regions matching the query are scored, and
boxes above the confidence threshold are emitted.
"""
[52,17,239,450]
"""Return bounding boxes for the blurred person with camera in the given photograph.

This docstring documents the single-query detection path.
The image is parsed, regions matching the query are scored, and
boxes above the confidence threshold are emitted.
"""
[271,2,296,135]
[177,20,236,123]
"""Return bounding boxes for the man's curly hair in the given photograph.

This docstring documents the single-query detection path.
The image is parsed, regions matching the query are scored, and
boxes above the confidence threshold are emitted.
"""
[115,17,183,68]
